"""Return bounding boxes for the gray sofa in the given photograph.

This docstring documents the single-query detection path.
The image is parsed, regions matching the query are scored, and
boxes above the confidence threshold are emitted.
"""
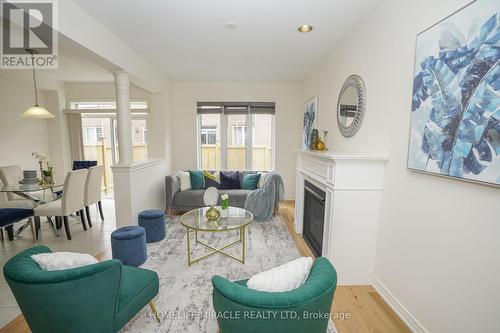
[165,171,261,212]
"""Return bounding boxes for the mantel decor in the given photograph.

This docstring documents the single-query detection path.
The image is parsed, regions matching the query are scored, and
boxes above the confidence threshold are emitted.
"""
[303,96,319,149]
[408,0,499,187]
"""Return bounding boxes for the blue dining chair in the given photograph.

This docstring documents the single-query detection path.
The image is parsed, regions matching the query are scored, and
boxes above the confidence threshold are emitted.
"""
[72,160,98,170]
[0,208,37,241]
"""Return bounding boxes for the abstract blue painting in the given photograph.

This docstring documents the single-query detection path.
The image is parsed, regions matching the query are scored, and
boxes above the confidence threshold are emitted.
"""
[303,96,318,150]
[408,0,500,186]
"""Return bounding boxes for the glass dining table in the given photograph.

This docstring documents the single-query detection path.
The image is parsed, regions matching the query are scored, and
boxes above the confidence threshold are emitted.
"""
[0,182,64,236]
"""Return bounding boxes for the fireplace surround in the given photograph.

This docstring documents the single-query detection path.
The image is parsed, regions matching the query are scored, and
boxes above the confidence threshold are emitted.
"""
[295,150,388,284]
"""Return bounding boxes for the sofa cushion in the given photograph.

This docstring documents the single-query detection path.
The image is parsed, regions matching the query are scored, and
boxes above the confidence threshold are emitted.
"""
[220,171,240,189]
[115,265,159,331]
[177,171,191,191]
[173,189,206,208]
[242,173,261,190]
[203,170,220,189]
[189,170,204,190]
[218,189,251,208]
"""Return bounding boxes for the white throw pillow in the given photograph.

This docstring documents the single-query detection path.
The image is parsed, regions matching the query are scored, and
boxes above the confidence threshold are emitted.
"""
[31,252,98,271]
[247,256,313,292]
[177,171,192,191]
[258,172,268,189]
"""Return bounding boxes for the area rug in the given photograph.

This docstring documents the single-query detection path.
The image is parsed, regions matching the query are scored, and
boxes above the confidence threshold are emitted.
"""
[121,215,337,333]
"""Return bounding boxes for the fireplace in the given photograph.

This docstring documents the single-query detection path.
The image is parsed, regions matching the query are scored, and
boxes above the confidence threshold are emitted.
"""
[303,180,326,257]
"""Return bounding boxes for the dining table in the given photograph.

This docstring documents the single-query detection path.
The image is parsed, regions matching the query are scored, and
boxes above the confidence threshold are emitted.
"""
[0,182,64,236]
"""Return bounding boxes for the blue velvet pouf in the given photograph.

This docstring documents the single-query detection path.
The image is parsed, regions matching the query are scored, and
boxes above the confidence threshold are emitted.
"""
[111,226,147,266]
[138,209,166,243]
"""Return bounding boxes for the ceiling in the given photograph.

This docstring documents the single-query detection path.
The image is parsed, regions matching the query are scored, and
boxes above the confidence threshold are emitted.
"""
[72,0,379,82]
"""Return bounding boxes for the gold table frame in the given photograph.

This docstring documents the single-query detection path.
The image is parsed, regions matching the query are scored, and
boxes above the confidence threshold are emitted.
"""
[180,207,253,266]
[185,226,246,266]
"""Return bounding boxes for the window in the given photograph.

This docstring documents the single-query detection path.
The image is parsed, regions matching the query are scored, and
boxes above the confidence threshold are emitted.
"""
[201,126,217,145]
[197,102,274,171]
[232,125,246,146]
[84,126,103,144]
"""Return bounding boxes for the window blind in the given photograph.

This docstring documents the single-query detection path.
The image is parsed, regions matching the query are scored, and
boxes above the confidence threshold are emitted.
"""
[197,102,275,115]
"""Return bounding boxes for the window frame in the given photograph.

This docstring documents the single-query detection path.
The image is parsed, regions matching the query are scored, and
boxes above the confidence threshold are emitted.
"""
[197,111,275,171]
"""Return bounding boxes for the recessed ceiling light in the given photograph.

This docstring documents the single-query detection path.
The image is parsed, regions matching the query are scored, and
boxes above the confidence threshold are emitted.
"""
[225,23,237,30]
[298,25,313,33]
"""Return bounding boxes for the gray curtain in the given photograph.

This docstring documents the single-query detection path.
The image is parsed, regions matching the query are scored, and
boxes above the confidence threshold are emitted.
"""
[67,113,84,162]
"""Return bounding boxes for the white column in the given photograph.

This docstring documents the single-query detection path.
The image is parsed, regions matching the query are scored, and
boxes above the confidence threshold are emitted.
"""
[113,72,133,164]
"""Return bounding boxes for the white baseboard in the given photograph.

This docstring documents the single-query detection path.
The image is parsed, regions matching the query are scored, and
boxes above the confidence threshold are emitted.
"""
[372,276,428,333]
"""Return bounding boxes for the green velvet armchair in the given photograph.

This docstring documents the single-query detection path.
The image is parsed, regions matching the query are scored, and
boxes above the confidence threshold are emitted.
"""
[3,246,160,333]
[212,257,337,333]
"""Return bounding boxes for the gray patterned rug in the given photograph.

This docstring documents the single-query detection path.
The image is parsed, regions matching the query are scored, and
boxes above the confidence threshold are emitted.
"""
[121,215,336,333]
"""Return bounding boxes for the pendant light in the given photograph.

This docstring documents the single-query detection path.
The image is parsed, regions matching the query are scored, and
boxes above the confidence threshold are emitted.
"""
[21,49,55,119]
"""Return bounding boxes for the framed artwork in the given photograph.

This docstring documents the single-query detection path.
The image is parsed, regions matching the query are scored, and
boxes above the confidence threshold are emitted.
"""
[303,96,319,150]
[408,0,500,186]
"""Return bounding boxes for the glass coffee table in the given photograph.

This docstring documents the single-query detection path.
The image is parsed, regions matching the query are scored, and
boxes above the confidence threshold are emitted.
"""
[180,206,254,266]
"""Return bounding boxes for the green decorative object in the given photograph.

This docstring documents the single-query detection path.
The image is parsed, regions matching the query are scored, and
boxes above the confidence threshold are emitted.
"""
[205,205,220,221]
[212,257,337,333]
[242,173,261,190]
[189,170,205,190]
[3,246,161,333]
[221,194,229,210]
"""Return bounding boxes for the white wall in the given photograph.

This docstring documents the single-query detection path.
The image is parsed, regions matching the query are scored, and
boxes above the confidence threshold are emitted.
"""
[302,0,500,332]
[0,76,51,171]
[171,81,302,199]
[0,73,71,180]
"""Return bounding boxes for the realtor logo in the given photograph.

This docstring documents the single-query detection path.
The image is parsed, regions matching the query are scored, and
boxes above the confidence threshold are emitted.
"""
[1,0,58,68]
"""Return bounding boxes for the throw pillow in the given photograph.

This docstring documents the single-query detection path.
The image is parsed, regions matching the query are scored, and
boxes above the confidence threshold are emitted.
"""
[177,171,192,191]
[32,252,98,271]
[189,170,205,190]
[258,172,268,189]
[247,257,313,292]
[242,173,261,190]
[203,170,220,189]
[220,171,240,189]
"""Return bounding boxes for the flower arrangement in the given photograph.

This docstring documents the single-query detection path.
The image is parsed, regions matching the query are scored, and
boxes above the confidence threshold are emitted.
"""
[32,151,54,185]
[221,194,229,210]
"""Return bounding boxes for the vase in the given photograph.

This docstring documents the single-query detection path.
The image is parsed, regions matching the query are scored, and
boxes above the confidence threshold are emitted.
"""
[206,205,220,221]
[43,175,54,185]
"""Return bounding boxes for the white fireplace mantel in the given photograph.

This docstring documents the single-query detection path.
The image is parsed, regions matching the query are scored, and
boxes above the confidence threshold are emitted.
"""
[295,150,389,285]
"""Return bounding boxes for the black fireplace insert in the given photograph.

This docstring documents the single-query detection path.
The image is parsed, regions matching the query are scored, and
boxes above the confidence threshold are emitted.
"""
[303,180,326,257]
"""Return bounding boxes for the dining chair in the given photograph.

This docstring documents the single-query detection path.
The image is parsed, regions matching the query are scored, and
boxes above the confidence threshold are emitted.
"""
[84,166,105,227]
[73,160,98,170]
[0,177,41,240]
[34,169,89,240]
[0,208,37,242]
[0,165,27,201]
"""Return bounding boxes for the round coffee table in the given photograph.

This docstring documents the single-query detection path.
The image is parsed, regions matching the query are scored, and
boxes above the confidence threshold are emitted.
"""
[180,206,253,266]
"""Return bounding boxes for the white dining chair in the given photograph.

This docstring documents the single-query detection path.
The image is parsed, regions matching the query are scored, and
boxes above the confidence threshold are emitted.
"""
[0,165,33,202]
[84,166,104,227]
[34,169,89,240]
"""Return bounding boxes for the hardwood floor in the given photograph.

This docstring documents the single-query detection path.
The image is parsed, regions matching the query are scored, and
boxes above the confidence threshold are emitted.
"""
[279,200,411,333]
[1,201,411,333]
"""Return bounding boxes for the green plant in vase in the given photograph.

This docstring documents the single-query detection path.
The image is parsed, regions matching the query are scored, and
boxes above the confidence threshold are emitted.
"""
[32,152,54,185]
[221,194,229,217]
[42,162,54,185]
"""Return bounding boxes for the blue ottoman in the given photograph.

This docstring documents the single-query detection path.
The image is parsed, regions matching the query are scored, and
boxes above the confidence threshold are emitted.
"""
[138,209,166,243]
[111,226,147,266]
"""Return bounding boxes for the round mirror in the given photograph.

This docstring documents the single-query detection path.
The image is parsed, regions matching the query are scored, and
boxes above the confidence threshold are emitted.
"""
[203,187,219,206]
[337,75,366,137]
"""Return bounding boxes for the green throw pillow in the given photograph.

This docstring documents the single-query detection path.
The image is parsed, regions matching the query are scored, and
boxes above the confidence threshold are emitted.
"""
[242,173,261,190]
[189,170,204,190]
